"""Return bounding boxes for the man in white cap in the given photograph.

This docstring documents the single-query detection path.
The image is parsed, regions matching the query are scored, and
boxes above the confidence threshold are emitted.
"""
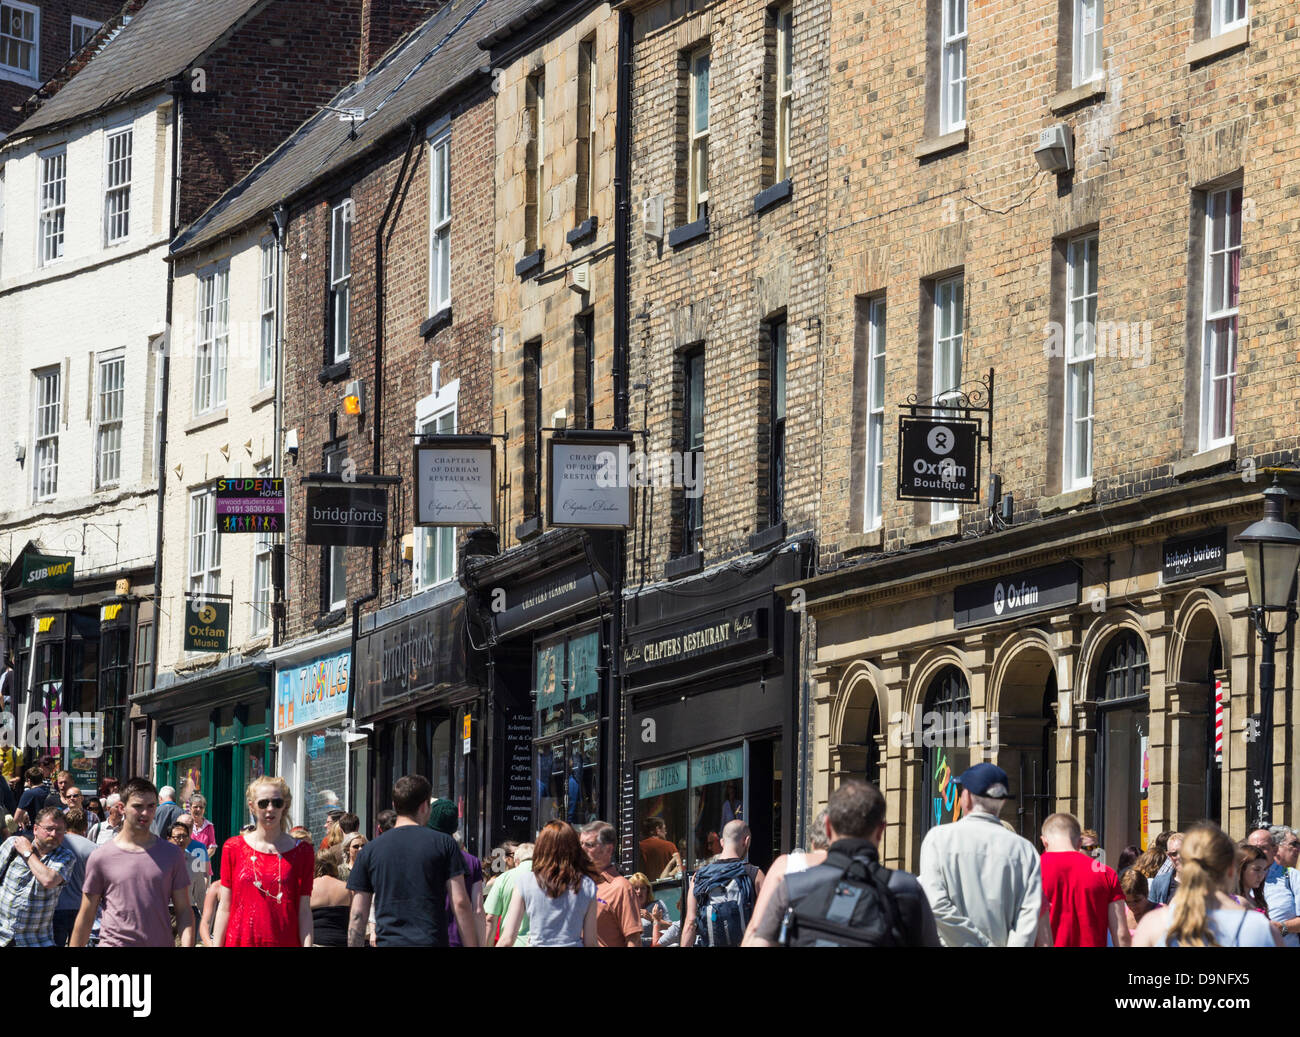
[89,794,124,845]
[917,762,1042,947]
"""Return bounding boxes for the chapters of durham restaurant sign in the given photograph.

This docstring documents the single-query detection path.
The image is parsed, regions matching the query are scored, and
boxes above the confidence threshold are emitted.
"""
[547,438,634,529]
[623,608,766,674]
[953,562,1080,629]
[354,598,466,718]
[414,437,496,528]
[1162,528,1227,584]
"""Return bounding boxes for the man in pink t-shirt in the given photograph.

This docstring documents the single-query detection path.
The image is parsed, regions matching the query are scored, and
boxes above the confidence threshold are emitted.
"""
[1037,812,1127,947]
[71,778,193,948]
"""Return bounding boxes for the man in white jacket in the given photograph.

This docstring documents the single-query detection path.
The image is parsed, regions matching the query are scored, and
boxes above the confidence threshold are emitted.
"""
[917,763,1042,947]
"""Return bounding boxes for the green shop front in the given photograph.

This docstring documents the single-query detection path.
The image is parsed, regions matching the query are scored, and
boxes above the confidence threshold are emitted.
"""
[133,658,274,871]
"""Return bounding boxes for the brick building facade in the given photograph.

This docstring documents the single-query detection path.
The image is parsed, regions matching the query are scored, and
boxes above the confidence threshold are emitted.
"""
[796,0,1300,870]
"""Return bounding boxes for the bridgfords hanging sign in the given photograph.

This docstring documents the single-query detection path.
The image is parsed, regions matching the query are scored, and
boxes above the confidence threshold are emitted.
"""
[953,562,1080,629]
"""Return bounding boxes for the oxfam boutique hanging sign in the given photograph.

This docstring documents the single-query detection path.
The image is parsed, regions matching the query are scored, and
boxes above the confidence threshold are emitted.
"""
[953,562,1080,630]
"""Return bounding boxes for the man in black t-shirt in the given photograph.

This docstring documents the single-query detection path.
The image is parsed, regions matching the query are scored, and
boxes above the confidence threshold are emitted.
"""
[13,768,50,832]
[345,774,477,947]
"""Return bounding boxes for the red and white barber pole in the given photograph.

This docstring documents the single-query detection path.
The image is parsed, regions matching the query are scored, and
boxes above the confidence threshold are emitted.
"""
[1214,678,1223,763]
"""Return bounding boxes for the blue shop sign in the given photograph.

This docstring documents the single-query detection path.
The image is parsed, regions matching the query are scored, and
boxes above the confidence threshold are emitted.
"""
[276,650,351,734]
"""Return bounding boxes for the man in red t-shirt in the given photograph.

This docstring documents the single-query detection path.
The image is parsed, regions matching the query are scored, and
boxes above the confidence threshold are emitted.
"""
[1037,812,1128,947]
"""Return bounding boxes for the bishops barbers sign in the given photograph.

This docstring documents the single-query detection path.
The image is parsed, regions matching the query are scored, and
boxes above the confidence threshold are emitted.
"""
[898,417,981,503]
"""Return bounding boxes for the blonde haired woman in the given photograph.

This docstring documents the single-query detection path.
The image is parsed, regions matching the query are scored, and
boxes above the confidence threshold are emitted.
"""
[213,776,315,947]
[1133,823,1280,947]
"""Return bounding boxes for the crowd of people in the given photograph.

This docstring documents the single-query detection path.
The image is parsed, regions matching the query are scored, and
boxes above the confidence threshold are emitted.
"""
[0,754,1295,947]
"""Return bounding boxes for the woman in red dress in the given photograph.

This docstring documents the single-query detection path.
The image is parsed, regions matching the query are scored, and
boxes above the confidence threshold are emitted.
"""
[213,776,314,947]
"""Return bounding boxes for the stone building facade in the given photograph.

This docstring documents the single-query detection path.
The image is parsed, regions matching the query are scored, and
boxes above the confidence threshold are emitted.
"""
[796,0,1300,869]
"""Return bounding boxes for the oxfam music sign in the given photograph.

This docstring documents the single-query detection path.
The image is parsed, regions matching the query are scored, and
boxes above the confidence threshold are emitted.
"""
[954,562,1080,629]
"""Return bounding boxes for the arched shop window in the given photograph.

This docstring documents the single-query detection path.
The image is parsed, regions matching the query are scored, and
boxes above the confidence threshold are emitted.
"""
[1092,630,1150,856]
[922,666,971,830]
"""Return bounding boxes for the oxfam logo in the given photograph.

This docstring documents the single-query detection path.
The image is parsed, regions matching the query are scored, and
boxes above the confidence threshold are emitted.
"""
[993,583,1006,615]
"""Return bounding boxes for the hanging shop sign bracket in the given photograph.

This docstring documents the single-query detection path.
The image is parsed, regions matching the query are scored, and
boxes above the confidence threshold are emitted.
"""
[897,369,994,505]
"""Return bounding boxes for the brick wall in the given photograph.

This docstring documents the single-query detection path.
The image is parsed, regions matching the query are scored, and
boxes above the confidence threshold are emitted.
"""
[624,0,830,576]
[0,0,123,134]
[359,0,448,74]
[177,0,366,228]
[816,0,1300,566]
[281,85,498,643]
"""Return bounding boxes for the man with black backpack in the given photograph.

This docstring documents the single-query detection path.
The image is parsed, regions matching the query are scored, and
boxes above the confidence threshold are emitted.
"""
[747,780,939,947]
[681,820,764,947]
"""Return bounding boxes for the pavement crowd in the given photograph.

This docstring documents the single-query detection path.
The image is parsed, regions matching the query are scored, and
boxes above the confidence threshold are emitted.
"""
[0,756,1292,947]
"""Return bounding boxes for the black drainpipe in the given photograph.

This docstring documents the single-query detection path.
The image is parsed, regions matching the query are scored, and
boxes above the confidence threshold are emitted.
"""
[610,7,632,865]
[347,120,421,726]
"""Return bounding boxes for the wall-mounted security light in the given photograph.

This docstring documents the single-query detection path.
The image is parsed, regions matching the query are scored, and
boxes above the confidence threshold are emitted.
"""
[13,440,25,465]
[284,428,299,461]
[552,408,568,432]
[1034,124,1074,174]
[344,379,365,416]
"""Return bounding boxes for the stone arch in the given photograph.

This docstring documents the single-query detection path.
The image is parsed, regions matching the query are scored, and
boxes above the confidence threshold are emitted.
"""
[1076,608,1150,703]
[829,659,886,790]
[903,645,974,716]
[1077,609,1152,855]
[987,628,1060,838]
[1167,588,1233,828]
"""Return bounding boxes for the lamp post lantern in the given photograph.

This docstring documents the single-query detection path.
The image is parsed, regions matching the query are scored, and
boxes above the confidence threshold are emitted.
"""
[1235,479,1300,829]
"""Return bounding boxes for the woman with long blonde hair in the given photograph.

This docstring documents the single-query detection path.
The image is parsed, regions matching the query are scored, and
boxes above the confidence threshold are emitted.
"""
[1133,823,1279,947]
[212,776,315,947]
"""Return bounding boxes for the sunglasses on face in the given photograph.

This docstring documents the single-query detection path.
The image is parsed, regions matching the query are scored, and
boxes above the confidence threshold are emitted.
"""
[256,798,285,809]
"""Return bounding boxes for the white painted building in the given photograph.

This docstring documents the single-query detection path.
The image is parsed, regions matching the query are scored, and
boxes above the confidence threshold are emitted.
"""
[0,87,172,784]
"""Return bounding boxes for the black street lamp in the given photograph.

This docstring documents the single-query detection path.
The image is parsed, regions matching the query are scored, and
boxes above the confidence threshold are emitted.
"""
[1235,479,1300,829]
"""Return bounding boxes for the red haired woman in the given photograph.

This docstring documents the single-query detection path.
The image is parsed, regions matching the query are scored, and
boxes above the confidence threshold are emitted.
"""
[497,821,598,947]
[213,776,315,947]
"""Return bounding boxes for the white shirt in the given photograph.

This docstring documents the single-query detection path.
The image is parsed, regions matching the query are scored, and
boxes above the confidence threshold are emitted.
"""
[918,811,1042,947]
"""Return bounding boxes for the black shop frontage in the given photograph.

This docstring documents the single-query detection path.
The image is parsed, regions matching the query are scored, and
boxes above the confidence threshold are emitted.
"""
[622,542,809,899]
[352,585,485,850]
[461,528,617,851]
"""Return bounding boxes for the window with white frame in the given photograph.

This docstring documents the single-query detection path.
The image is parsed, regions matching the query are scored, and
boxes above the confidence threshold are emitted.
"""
[33,367,60,501]
[941,0,967,134]
[1073,0,1102,85]
[326,450,347,610]
[330,200,351,363]
[932,276,963,523]
[194,266,229,414]
[95,355,125,489]
[259,239,276,389]
[103,127,132,244]
[251,463,274,637]
[1201,186,1242,449]
[189,488,222,599]
[865,296,886,531]
[0,1,38,79]
[428,131,451,316]
[71,16,100,54]
[775,5,794,181]
[688,47,710,223]
[415,407,457,590]
[39,148,67,266]
[1064,234,1097,489]
[1212,0,1247,36]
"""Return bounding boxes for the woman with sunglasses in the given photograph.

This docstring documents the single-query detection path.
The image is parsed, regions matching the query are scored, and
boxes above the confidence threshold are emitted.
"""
[213,777,315,947]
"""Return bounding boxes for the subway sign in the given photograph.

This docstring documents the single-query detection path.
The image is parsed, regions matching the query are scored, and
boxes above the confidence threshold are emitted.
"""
[22,553,74,590]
